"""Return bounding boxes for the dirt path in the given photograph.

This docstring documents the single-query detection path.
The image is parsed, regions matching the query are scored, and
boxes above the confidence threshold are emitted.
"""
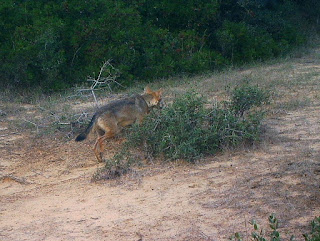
[1,51,320,240]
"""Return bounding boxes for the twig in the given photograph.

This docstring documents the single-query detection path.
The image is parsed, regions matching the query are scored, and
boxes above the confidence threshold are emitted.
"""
[91,89,98,108]
[57,122,71,125]
[75,112,90,123]
[78,59,122,108]
[71,45,82,66]
[23,118,39,133]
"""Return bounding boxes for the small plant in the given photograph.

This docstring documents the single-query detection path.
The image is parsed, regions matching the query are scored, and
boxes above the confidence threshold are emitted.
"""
[303,217,320,241]
[230,232,243,241]
[231,215,320,241]
[251,214,285,241]
[230,214,294,241]
[230,83,270,116]
[92,149,139,181]
[208,106,265,148]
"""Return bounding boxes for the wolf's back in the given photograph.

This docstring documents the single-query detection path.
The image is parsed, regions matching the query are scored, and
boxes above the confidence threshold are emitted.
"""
[75,114,97,142]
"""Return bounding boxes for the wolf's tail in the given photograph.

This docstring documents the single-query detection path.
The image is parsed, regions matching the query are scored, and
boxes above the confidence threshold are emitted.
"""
[75,114,97,142]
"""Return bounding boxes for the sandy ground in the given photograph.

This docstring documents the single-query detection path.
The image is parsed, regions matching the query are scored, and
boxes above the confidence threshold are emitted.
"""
[1,50,320,240]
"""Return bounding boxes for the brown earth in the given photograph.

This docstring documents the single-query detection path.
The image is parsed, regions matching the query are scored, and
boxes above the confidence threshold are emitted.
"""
[1,48,320,240]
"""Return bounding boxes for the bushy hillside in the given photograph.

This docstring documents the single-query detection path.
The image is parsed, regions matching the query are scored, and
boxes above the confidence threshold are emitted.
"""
[0,0,319,91]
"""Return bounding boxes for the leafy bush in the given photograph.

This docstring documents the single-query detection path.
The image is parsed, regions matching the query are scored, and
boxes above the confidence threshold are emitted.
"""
[126,92,210,161]
[230,83,270,116]
[216,21,280,63]
[208,107,265,149]
[124,84,270,162]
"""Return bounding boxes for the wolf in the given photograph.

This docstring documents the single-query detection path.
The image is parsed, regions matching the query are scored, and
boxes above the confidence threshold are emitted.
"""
[75,86,163,162]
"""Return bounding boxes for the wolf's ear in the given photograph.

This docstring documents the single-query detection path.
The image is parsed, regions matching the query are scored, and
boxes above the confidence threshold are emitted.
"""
[158,88,163,96]
[144,86,153,94]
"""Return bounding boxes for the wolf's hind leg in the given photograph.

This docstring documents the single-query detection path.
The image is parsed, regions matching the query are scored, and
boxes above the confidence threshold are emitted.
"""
[93,128,117,162]
[93,138,103,162]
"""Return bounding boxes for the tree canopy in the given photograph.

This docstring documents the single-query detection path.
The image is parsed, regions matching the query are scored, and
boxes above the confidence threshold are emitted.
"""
[0,0,319,91]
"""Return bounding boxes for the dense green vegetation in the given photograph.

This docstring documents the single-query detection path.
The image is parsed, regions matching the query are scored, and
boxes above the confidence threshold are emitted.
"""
[126,83,269,162]
[1,0,319,91]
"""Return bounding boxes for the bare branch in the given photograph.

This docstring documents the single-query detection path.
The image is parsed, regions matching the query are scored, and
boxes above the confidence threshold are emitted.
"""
[77,59,122,108]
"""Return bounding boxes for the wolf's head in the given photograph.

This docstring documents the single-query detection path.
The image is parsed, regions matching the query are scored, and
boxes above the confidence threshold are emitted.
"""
[143,86,163,108]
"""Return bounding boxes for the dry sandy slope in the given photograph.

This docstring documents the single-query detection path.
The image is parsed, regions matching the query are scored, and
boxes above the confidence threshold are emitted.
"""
[1,50,320,240]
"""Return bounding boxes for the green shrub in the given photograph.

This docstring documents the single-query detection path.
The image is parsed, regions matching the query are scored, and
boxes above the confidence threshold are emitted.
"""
[208,107,265,148]
[230,83,270,116]
[127,92,210,161]
[216,21,281,63]
[124,84,269,163]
